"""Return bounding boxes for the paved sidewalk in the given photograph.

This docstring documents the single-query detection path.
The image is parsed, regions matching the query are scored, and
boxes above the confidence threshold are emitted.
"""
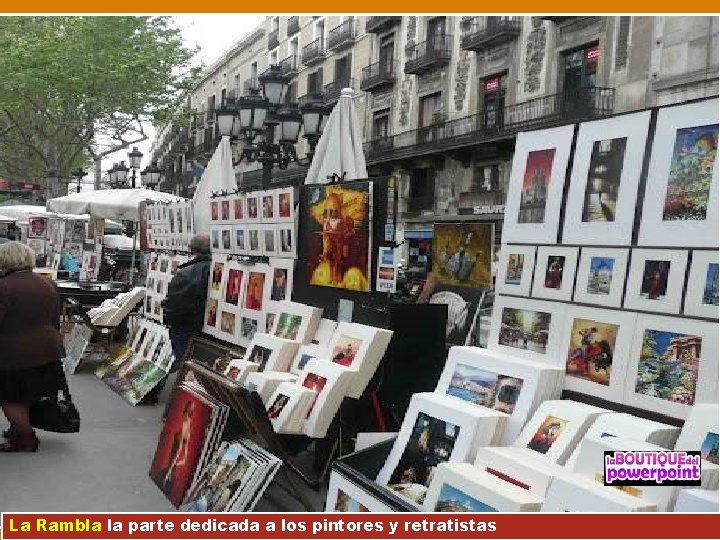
[0,367,323,512]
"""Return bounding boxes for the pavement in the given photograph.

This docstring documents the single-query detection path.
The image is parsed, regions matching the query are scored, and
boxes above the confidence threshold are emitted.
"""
[0,366,324,512]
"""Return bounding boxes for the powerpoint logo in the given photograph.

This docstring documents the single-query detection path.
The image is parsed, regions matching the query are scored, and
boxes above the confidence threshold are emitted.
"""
[603,450,702,487]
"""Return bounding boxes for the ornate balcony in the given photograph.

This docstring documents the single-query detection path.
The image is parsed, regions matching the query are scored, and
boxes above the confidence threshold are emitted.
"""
[302,37,326,66]
[366,16,401,34]
[328,19,355,51]
[287,16,300,36]
[360,60,396,92]
[279,56,299,76]
[461,18,521,52]
[364,86,615,164]
[404,35,453,75]
[323,78,354,105]
[243,77,260,94]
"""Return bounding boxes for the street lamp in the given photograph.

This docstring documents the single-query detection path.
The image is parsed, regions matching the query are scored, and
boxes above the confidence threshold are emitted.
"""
[140,161,162,190]
[115,161,130,188]
[70,168,88,193]
[216,64,331,188]
[128,146,143,188]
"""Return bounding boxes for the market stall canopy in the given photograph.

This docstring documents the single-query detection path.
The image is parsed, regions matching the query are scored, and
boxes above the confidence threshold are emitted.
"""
[0,205,122,230]
[304,88,367,185]
[46,188,181,221]
[0,214,15,222]
[193,135,236,234]
[103,234,136,250]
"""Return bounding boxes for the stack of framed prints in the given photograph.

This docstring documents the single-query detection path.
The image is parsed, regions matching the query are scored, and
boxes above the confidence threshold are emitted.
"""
[95,319,174,405]
[245,371,299,403]
[325,470,394,512]
[87,286,146,327]
[210,188,296,259]
[434,346,564,444]
[673,489,719,512]
[149,382,229,508]
[474,446,566,497]
[571,435,680,511]
[674,404,719,489]
[511,400,610,465]
[269,301,323,345]
[300,358,354,438]
[376,392,508,507]
[180,438,281,512]
[421,463,544,512]
[62,324,93,375]
[265,382,317,434]
[145,252,190,324]
[541,473,658,512]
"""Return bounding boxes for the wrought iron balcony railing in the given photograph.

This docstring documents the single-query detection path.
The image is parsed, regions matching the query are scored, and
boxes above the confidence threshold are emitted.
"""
[243,77,260,94]
[461,17,521,51]
[364,86,615,163]
[279,55,299,76]
[302,37,326,66]
[360,60,396,92]
[328,18,355,51]
[404,35,453,75]
[323,78,354,105]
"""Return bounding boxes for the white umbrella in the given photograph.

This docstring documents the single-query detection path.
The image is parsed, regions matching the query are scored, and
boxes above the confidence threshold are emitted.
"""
[46,188,181,222]
[0,214,15,222]
[0,205,121,228]
[192,136,237,234]
[304,88,367,185]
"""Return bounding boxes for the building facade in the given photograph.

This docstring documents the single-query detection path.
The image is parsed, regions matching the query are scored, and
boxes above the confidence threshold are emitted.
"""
[151,16,718,269]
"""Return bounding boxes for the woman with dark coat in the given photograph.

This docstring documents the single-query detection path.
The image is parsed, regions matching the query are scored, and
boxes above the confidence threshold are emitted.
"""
[0,242,66,452]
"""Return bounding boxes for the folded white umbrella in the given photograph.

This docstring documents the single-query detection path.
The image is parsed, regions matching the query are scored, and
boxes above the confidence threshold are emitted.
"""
[192,136,237,234]
[304,88,368,185]
[47,188,181,221]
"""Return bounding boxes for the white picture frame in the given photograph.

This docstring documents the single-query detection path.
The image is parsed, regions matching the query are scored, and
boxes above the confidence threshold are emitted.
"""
[238,310,266,347]
[573,247,629,307]
[638,99,719,248]
[261,224,279,256]
[512,399,609,465]
[502,125,575,244]
[277,223,297,259]
[247,226,263,256]
[260,190,279,223]
[242,332,299,373]
[531,246,579,301]
[488,295,568,366]
[623,248,688,314]
[624,314,718,420]
[232,193,246,223]
[435,346,563,444]
[265,257,294,307]
[562,111,652,245]
[244,371,298,404]
[266,382,316,434]
[683,250,719,319]
[270,301,323,345]
[300,358,354,438]
[376,392,507,508]
[233,225,248,255]
[276,187,295,224]
[223,358,260,384]
[422,463,543,512]
[559,305,638,403]
[289,344,327,376]
[325,470,393,512]
[495,244,537,296]
[245,192,261,223]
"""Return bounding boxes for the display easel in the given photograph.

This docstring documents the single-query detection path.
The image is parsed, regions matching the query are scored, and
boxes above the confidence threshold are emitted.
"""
[176,354,339,511]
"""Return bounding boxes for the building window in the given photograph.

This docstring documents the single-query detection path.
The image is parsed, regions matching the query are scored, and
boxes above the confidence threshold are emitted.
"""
[482,73,507,130]
[307,68,323,94]
[334,54,352,83]
[272,16,279,32]
[563,43,599,92]
[372,108,391,139]
[314,18,325,44]
[270,49,278,66]
[379,33,395,65]
[289,37,299,62]
[285,81,298,104]
[427,16,446,39]
[418,92,443,128]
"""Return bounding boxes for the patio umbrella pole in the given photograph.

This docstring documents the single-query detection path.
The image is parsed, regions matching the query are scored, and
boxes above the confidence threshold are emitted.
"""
[129,226,137,284]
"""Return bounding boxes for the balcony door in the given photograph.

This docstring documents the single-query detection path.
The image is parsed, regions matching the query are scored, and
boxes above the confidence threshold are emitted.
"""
[418,92,442,145]
[427,16,446,39]
[562,44,599,115]
[379,34,394,74]
[483,73,507,132]
[335,54,351,85]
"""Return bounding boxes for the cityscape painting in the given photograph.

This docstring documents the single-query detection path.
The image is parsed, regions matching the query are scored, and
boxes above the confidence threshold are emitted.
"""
[518,149,555,223]
[582,137,627,222]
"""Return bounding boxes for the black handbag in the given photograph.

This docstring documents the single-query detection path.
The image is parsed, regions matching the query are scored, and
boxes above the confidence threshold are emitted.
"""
[29,367,80,434]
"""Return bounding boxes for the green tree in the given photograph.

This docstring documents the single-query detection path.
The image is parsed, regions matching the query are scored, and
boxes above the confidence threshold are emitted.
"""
[0,16,199,196]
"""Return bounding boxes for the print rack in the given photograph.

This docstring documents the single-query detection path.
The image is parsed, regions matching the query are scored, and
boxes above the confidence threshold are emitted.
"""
[169,336,343,511]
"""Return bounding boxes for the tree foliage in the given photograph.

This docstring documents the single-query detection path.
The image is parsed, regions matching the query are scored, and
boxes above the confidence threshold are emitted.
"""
[0,16,198,193]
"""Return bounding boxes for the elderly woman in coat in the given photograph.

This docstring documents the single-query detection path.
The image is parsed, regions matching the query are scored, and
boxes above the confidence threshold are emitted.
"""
[0,242,66,452]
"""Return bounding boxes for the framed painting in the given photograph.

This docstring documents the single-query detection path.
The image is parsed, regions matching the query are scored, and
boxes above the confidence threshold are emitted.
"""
[502,125,575,244]
[431,223,494,287]
[245,192,260,223]
[531,246,579,301]
[623,249,688,314]
[488,295,567,366]
[495,244,537,296]
[573,247,629,308]
[276,187,295,223]
[683,250,719,319]
[277,223,297,259]
[265,257,295,307]
[562,111,652,245]
[638,99,719,247]
[302,181,373,292]
[260,190,279,223]
[624,314,718,420]
[560,305,637,403]
[325,470,393,512]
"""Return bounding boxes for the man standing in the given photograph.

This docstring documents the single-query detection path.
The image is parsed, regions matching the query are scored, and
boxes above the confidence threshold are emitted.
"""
[144,234,211,404]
